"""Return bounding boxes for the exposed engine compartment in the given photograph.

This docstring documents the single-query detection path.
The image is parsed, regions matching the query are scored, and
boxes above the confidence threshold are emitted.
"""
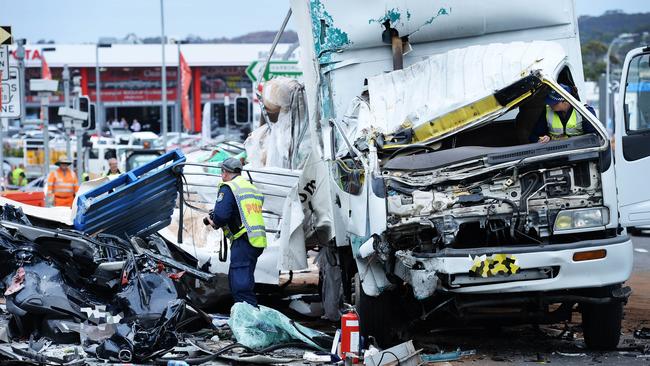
[384,148,605,251]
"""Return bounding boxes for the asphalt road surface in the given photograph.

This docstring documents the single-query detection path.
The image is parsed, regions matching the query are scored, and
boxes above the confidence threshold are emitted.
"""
[405,233,650,365]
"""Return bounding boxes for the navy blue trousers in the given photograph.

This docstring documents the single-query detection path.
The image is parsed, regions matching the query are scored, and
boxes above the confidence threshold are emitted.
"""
[229,237,264,306]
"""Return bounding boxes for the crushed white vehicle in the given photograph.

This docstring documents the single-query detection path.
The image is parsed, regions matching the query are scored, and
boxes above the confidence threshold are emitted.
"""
[289,0,645,350]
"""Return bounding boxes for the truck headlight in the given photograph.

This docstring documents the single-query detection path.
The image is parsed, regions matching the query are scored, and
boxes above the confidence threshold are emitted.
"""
[554,208,609,232]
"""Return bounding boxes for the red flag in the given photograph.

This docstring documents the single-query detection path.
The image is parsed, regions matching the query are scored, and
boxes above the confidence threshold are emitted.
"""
[41,54,52,80]
[180,52,192,131]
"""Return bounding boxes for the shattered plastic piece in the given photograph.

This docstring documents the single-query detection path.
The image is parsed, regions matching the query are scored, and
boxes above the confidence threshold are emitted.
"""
[95,324,134,362]
[220,353,297,364]
[634,327,650,339]
[229,302,332,350]
[555,351,587,357]
[304,351,333,362]
[288,299,324,318]
[169,270,186,280]
[421,348,476,363]
[364,340,422,366]
[4,267,25,296]
[211,314,230,328]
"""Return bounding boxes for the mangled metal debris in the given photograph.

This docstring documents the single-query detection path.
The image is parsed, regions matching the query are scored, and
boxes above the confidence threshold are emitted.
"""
[0,203,215,364]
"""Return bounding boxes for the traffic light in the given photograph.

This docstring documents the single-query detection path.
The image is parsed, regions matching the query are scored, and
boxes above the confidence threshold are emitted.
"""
[234,97,250,124]
[214,104,226,127]
[88,103,96,131]
[78,96,95,130]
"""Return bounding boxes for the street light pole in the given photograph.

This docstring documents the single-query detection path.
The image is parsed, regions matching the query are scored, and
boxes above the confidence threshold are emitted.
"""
[40,47,56,187]
[95,43,112,133]
[62,64,71,158]
[160,0,168,147]
[15,39,26,130]
[175,40,181,134]
[605,33,636,127]
[95,45,101,131]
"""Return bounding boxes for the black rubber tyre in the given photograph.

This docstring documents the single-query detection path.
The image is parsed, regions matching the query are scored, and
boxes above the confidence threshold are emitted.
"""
[358,284,400,348]
[581,299,623,350]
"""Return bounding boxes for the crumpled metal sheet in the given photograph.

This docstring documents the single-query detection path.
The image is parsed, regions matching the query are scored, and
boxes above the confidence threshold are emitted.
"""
[0,204,215,364]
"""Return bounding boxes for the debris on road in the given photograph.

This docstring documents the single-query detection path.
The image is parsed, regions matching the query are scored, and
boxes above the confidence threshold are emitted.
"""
[228,301,332,350]
[421,348,477,363]
[364,340,422,366]
[634,327,650,339]
[0,203,216,364]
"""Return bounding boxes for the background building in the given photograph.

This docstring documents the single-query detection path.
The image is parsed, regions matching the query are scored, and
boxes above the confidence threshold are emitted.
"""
[9,43,294,133]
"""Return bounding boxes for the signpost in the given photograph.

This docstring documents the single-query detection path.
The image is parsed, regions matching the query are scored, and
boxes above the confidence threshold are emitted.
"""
[1,67,21,118]
[0,43,9,81]
[245,60,302,83]
[0,26,12,188]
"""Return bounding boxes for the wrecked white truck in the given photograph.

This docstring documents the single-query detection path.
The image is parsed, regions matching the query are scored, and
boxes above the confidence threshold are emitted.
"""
[290,0,642,350]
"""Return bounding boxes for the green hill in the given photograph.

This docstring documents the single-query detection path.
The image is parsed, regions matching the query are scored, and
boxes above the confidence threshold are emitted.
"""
[578,10,650,81]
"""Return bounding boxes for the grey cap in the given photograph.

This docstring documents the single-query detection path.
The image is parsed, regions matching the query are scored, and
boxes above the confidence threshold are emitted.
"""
[221,157,242,173]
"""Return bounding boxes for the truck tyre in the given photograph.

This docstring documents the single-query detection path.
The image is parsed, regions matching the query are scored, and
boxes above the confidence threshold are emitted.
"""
[581,299,623,350]
[357,283,399,348]
[353,273,361,306]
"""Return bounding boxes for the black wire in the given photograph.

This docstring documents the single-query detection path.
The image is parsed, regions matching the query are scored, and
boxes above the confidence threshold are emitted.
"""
[154,343,251,365]
[376,350,401,365]
[483,195,520,239]
[387,144,436,160]
[155,342,323,365]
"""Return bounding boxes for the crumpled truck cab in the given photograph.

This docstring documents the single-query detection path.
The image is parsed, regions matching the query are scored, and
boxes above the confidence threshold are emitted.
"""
[291,0,641,351]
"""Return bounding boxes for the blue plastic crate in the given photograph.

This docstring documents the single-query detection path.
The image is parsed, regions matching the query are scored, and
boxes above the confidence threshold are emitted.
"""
[74,149,186,238]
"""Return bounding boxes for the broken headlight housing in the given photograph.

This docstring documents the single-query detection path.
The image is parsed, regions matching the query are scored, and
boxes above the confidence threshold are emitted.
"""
[554,207,609,232]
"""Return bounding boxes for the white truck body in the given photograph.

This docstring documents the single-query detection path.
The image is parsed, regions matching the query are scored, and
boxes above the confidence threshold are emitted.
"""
[288,0,646,349]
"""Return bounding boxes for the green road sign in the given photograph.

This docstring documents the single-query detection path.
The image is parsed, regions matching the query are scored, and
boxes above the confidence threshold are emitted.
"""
[246,60,302,83]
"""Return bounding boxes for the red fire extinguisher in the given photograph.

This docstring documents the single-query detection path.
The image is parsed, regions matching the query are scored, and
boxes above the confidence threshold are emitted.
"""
[340,310,360,363]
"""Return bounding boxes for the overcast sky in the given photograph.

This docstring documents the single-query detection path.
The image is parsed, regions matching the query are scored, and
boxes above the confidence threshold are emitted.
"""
[0,0,648,43]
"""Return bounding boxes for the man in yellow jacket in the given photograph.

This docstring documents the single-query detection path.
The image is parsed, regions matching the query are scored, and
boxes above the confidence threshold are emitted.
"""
[10,164,27,187]
[47,156,79,207]
[206,157,267,306]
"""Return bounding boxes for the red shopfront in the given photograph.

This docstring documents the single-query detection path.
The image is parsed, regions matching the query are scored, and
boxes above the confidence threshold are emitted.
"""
[23,65,252,133]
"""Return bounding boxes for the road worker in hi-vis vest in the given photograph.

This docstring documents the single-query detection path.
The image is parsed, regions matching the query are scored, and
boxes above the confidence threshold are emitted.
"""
[46,156,79,207]
[205,157,267,306]
[530,83,597,143]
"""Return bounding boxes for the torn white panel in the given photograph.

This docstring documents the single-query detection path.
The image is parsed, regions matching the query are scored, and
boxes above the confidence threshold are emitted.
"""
[337,96,373,156]
[0,196,73,225]
[368,41,567,134]
[276,185,307,270]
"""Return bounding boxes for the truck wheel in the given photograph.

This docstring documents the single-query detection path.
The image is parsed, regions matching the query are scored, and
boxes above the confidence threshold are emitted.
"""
[357,283,398,348]
[581,300,623,350]
[353,273,360,306]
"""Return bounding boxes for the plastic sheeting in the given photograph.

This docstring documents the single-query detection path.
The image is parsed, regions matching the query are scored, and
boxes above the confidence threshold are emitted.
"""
[368,41,567,134]
[246,77,311,170]
[229,302,330,350]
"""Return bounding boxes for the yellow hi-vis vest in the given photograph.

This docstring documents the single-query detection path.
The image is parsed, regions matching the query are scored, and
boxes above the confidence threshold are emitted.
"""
[220,175,267,248]
[546,106,583,140]
[11,168,27,186]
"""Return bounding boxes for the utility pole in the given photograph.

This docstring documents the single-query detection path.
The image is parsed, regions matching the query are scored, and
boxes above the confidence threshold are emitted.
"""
[160,0,168,147]
[224,96,230,139]
[15,39,26,130]
[62,64,71,158]
[175,40,182,134]
[95,43,112,133]
[41,94,50,186]
[73,75,83,180]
